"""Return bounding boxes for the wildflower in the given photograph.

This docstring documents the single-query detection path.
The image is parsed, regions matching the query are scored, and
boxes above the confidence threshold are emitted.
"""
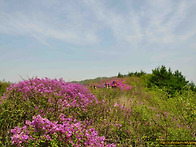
[114,103,118,107]
[11,115,115,146]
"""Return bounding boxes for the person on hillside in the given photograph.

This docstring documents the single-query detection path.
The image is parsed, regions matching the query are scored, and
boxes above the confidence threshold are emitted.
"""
[104,83,107,88]
[90,85,93,89]
[112,81,117,88]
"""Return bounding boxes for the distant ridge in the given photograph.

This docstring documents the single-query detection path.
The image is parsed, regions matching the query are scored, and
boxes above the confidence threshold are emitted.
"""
[71,76,114,85]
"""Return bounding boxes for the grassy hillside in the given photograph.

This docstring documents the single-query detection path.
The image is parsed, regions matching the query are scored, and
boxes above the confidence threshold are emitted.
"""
[77,74,195,145]
[0,67,195,146]
[89,75,195,145]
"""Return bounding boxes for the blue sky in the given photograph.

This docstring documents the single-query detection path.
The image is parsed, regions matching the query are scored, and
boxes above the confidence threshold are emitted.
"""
[0,0,196,83]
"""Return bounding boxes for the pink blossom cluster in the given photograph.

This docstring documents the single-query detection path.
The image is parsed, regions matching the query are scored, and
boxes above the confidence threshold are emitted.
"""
[108,78,131,91]
[114,102,124,110]
[6,78,116,146]
[113,123,122,127]
[97,78,132,91]
[4,77,98,110]
[11,114,116,147]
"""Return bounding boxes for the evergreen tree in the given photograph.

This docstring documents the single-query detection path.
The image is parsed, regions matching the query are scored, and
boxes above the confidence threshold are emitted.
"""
[148,66,188,96]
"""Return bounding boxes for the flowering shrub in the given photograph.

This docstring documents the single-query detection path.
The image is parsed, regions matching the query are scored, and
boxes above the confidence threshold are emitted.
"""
[1,78,114,146]
[108,79,131,91]
[11,114,115,146]
[4,77,98,111]
[95,78,132,91]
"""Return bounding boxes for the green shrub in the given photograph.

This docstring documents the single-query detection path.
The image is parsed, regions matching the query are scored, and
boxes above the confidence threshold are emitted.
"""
[187,82,196,92]
[128,70,146,77]
[148,65,188,96]
[0,81,10,96]
[0,91,51,145]
[117,72,124,78]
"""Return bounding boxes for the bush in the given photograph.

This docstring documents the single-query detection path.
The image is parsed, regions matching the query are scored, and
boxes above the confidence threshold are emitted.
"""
[0,81,10,96]
[10,114,114,146]
[148,66,188,96]
[0,78,115,146]
[187,82,196,92]
[127,70,146,77]
[117,72,124,78]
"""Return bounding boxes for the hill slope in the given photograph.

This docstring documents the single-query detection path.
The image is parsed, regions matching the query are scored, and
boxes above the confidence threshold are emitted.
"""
[0,75,195,146]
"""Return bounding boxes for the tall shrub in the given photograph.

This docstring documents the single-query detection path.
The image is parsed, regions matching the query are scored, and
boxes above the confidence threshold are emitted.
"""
[148,66,188,96]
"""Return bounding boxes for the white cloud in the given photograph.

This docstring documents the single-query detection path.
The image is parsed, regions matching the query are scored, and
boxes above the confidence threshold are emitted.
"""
[0,3,100,46]
[0,0,196,48]
[82,0,196,48]
[144,0,196,44]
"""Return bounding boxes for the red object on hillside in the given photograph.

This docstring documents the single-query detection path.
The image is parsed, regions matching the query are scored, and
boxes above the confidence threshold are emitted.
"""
[96,78,132,91]
[111,81,117,88]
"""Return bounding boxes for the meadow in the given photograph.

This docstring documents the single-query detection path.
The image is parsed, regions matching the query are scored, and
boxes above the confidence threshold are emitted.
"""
[0,66,195,146]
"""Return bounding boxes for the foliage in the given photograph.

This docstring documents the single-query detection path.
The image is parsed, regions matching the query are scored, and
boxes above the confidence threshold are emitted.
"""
[0,72,195,146]
[117,72,124,78]
[148,65,188,96]
[187,82,196,92]
[0,78,114,146]
[0,80,10,96]
[127,70,146,77]
[90,76,195,146]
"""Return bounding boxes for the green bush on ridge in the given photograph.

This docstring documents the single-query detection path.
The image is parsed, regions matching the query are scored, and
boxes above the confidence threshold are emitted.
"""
[147,65,189,97]
[117,70,146,78]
